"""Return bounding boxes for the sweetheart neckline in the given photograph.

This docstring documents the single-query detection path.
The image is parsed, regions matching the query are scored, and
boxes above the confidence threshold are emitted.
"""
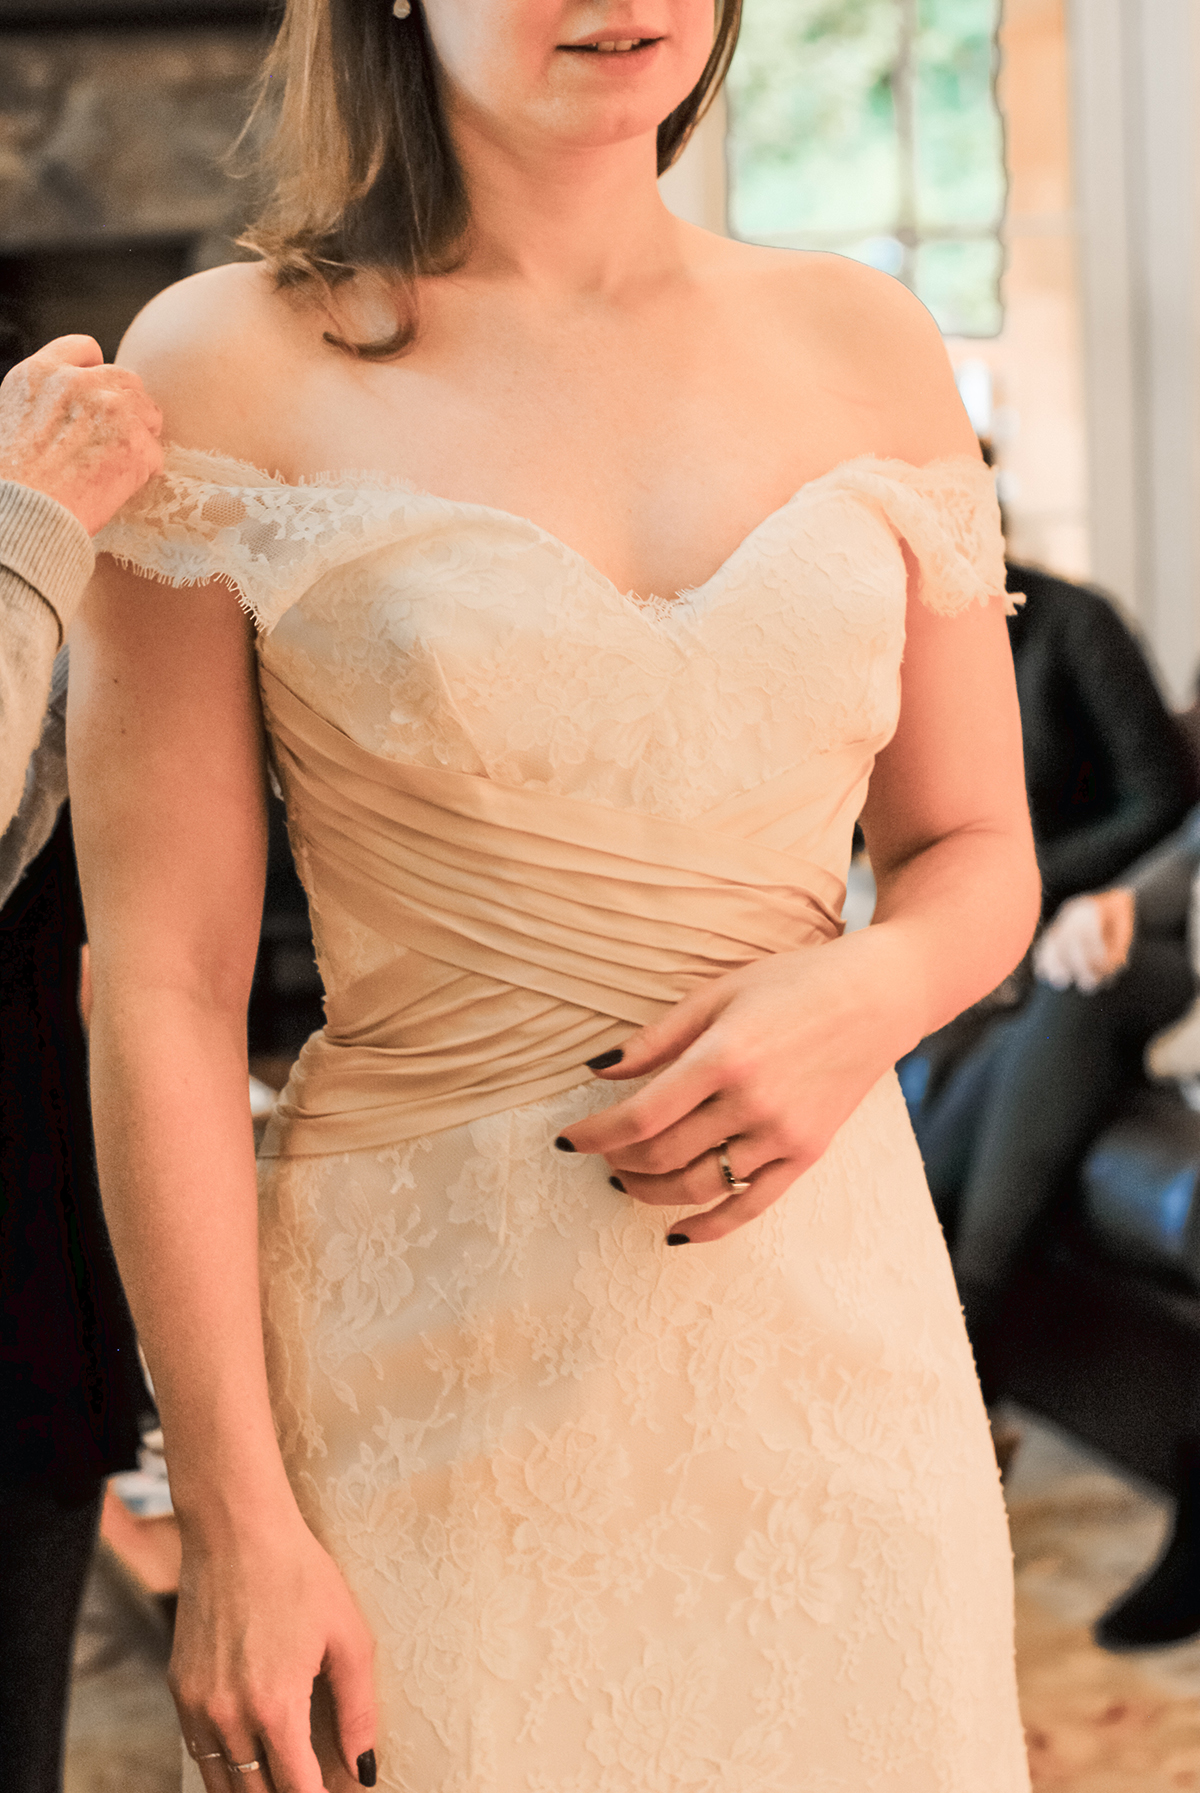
[159,444,990,619]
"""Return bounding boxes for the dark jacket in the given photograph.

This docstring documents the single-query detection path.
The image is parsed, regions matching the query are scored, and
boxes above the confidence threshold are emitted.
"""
[1123,804,1200,939]
[1006,563,1192,914]
[0,807,148,1496]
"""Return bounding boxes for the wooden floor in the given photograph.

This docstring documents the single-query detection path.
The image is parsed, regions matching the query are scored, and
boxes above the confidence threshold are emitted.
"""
[1005,1409,1200,1789]
[63,1410,1200,1793]
[65,1544,178,1793]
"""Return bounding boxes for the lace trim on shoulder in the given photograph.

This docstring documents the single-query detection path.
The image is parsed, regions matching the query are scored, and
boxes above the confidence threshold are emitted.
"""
[830,455,1016,618]
[95,443,1016,634]
[95,446,424,635]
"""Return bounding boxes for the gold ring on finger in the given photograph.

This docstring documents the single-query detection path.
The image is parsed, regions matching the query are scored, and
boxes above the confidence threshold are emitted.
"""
[716,1141,752,1194]
[229,1763,263,1776]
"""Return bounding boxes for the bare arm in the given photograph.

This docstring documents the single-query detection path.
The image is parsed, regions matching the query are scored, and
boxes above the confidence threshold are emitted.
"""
[70,554,277,1525]
[69,558,375,1793]
[857,561,1041,1034]
[0,334,161,831]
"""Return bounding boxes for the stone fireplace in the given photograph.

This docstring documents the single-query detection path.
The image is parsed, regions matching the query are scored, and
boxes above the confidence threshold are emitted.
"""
[0,0,271,364]
[0,0,326,1056]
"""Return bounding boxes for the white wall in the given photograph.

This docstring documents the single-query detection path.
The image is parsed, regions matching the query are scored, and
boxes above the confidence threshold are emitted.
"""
[1068,0,1200,701]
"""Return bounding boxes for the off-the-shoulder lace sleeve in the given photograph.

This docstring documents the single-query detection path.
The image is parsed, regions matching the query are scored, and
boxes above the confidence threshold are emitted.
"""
[834,455,1015,617]
[95,447,400,634]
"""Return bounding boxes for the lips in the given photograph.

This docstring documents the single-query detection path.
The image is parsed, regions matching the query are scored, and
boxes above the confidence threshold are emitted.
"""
[559,35,662,53]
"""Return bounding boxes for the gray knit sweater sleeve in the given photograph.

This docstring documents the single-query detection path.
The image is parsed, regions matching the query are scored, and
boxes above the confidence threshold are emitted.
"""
[0,646,70,911]
[0,480,94,834]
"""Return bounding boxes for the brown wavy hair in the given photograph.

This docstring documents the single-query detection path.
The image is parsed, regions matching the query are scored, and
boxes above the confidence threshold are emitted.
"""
[239,0,742,357]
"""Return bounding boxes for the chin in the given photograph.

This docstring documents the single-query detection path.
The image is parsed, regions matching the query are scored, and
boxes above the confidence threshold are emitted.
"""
[537,103,676,151]
[535,60,703,146]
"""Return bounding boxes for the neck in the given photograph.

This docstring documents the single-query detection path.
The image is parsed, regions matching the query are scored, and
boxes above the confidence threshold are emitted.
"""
[448,113,683,300]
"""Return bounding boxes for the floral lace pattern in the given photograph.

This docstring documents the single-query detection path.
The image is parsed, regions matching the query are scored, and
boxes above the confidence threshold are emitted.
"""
[249,1076,1027,1792]
[97,449,1010,835]
[108,453,1028,1791]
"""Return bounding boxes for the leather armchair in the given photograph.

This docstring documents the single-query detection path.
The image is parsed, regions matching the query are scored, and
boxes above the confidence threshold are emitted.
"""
[996,1079,1200,1490]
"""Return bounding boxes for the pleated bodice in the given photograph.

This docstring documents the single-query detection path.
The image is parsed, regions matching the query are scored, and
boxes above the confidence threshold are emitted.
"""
[99,448,1009,1156]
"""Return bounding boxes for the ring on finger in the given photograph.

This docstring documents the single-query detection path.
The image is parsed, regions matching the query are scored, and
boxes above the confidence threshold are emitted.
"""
[187,1744,226,1762]
[228,1764,264,1777]
[716,1140,752,1195]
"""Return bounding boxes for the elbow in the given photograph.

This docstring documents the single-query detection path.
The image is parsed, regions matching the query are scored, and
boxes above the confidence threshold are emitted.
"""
[1000,825,1043,963]
[88,948,257,1037]
[1013,808,1042,900]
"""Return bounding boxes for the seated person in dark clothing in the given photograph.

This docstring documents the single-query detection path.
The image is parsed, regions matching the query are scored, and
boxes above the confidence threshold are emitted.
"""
[1005,560,1192,916]
[903,554,1200,1622]
[903,562,1193,1390]
[913,806,1200,1398]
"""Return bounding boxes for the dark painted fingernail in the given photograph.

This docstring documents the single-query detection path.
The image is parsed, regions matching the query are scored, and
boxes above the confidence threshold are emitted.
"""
[609,1175,626,1193]
[586,1048,624,1071]
[357,1750,377,1788]
[554,1136,576,1152]
[666,1233,690,1246]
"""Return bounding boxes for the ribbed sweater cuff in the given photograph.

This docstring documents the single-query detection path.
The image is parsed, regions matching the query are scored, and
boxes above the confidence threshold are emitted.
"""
[0,482,95,644]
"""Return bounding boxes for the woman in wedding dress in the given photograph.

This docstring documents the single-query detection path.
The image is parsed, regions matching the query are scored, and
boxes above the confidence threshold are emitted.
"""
[68,1,1040,1788]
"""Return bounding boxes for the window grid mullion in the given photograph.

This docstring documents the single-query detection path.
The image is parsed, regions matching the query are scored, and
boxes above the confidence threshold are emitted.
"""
[892,0,920,287]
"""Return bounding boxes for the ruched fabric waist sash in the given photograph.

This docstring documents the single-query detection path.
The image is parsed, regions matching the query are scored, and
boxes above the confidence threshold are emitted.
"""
[259,667,847,1156]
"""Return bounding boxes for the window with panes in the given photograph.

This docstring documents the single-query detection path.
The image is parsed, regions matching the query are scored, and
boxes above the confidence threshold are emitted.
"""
[725,0,1006,337]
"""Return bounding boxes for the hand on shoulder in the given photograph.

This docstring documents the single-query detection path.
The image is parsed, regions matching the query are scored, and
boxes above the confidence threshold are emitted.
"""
[0,335,163,535]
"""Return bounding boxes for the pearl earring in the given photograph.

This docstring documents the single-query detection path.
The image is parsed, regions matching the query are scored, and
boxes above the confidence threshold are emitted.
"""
[392,0,411,15]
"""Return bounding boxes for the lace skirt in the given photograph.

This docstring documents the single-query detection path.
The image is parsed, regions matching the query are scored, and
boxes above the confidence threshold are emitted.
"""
[185,1071,1028,1793]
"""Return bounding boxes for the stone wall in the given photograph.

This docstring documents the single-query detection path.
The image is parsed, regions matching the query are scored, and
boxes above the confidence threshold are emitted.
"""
[0,27,264,253]
[0,24,267,358]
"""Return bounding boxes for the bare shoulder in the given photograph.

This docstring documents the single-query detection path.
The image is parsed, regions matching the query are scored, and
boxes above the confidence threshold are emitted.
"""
[788,251,977,461]
[699,236,978,465]
[116,260,326,466]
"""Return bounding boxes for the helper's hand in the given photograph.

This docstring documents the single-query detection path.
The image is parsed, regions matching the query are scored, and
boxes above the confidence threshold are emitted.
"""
[0,335,162,535]
[1033,887,1135,993]
[556,933,907,1245]
[172,1505,377,1793]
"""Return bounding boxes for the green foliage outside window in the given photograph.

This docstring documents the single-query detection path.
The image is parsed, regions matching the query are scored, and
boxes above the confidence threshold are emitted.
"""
[726,0,1006,336]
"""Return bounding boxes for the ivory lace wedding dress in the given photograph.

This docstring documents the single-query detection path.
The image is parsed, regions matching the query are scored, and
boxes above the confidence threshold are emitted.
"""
[100,449,1030,1792]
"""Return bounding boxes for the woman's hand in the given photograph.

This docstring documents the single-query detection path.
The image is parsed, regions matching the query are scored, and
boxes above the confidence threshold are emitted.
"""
[173,1506,377,1793]
[557,929,912,1244]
